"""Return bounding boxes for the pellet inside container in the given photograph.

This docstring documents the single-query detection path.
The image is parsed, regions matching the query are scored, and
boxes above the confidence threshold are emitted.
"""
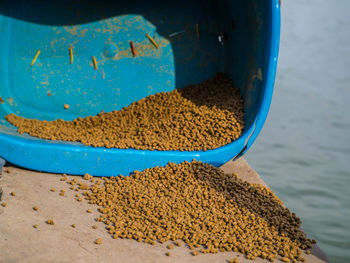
[68,161,312,262]
[6,73,244,151]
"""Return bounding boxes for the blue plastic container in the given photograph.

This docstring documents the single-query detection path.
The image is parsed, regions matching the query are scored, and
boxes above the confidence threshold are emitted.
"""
[0,0,280,176]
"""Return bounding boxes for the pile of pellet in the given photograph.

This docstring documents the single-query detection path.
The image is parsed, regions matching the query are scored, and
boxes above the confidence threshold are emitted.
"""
[68,161,313,262]
[6,73,244,151]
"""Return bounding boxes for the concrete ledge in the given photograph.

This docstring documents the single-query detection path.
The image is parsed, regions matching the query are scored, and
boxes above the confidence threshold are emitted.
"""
[0,158,329,263]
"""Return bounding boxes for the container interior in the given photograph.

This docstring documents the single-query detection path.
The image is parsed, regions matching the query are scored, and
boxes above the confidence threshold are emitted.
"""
[0,0,274,176]
[0,0,267,135]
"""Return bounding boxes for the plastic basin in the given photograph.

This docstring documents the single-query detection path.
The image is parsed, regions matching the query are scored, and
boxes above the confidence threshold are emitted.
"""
[0,0,280,176]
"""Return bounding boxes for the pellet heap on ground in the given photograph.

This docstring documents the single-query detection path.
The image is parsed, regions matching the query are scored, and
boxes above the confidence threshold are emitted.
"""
[69,161,313,262]
[6,73,244,151]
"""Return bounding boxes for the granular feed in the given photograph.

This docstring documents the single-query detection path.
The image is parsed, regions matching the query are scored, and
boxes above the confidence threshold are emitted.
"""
[6,73,244,151]
[66,161,313,262]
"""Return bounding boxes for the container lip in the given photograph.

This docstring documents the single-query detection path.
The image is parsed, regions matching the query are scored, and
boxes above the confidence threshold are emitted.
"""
[242,0,281,153]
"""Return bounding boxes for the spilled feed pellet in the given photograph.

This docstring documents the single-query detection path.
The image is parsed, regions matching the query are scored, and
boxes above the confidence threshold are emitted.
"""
[61,161,313,262]
[95,238,102,245]
[46,219,55,225]
[33,206,38,211]
[6,73,244,151]
[167,244,174,250]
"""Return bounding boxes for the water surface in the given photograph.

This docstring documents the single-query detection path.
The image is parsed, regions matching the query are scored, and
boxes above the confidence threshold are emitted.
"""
[246,1,350,262]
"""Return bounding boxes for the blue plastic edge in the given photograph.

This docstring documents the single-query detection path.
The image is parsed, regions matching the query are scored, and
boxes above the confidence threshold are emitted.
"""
[0,0,280,177]
[243,0,280,153]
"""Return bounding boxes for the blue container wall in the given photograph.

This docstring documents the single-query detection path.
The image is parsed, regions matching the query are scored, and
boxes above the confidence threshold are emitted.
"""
[0,0,280,176]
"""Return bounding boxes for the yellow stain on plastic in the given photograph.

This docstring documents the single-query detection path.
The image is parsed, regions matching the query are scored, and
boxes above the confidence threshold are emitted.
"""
[146,34,159,49]
[196,24,200,38]
[31,50,41,67]
[92,56,98,70]
[69,46,73,64]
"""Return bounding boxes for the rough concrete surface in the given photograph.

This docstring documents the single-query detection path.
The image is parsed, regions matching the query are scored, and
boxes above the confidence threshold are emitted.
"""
[0,158,329,263]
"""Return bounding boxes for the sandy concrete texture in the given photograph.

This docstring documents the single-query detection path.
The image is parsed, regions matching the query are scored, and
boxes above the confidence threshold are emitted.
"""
[0,158,329,263]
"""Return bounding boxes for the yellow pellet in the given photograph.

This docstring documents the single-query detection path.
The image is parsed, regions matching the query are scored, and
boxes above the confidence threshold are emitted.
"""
[31,50,41,66]
[69,46,73,64]
[195,24,200,38]
[281,257,290,262]
[92,56,98,70]
[33,206,39,211]
[167,244,174,250]
[10,192,15,196]
[46,219,55,225]
[1,202,6,207]
[146,34,159,49]
[33,224,38,228]
[95,238,102,245]
[72,224,76,228]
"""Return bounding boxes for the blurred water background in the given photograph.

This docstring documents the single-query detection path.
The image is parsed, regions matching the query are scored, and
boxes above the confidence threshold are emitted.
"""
[245,0,350,262]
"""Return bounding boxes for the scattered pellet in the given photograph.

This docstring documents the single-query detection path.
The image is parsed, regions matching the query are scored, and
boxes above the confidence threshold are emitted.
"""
[92,225,98,229]
[196,24,200,38]
[50,188,56,192]
[69,46,73,64]
[95,238,102,245]
[46,219,55,225]
[83,173,92,180]
[33,206,39,211]
[92,56,98,70]
[31,49,41,66]
[87,209,92,213]
[167,244,174,250]
[174,241,182,247]
[306,250,311,255]
[281,257,290,262]
[130,41,136,57]
[165,252,171,257]
[33,224,38,229]
[10,192,15,196]
[5,169,11,174]
[6,73,244,151]
[63,104,70,110]
[192,251,199,256]
[146,33,159,49]
[1,202,6,207]
[72,224,76,228]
